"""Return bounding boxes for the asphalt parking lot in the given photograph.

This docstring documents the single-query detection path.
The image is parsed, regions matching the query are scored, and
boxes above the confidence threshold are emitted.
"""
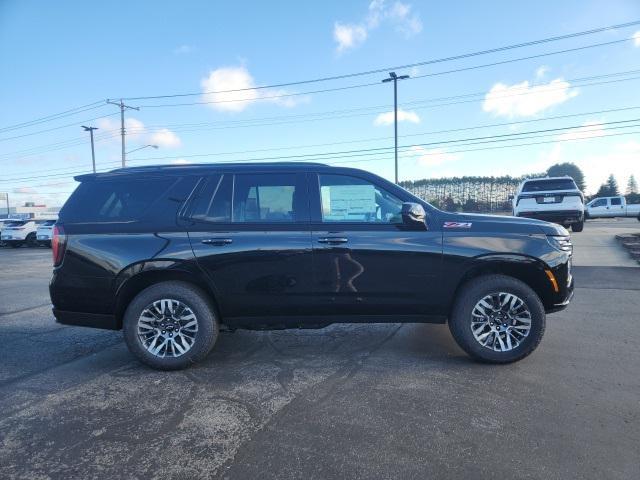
[1,219,639,480]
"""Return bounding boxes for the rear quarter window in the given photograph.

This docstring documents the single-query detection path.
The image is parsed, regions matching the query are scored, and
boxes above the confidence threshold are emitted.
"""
[60,177,178,223]
[522,179,578,192]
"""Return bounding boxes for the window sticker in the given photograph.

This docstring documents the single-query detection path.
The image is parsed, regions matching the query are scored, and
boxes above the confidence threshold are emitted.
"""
[322,184,376,221]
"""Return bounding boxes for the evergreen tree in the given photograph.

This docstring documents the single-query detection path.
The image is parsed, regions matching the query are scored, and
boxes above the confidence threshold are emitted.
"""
[606,174,619,196]
[626,174,638,194]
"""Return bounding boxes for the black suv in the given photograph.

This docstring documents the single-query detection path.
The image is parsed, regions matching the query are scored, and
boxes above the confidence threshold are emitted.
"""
[50,163,574,370]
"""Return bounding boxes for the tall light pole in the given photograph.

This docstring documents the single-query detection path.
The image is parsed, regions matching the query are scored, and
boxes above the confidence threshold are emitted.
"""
[382,71,409,184]
[81,126,98,173]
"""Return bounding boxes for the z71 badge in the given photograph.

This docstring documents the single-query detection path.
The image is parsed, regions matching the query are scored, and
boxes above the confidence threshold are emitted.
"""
[443,221,472,229]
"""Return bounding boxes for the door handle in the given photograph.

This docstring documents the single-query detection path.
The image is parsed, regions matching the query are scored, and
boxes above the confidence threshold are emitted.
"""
[317,237,348,244]
[201,238,233,246]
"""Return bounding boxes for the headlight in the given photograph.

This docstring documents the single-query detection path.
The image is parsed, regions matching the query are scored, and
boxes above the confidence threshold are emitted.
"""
[547,235,572,253]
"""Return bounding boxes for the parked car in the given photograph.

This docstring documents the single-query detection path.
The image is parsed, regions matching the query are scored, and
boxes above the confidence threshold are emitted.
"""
[584,196,640,219]
[512,176,585,232]
[50,163,574,370]
[36,220,57,247]
[0,219,38,247]
[0,219,16,246]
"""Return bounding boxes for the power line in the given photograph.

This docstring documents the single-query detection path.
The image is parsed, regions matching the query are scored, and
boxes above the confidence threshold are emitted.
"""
[133,37,637,109]
[0,112,120,142]
[2,118,637,184]
[0,101,106,133]
[121,20,640,100]
[3,103,640,177]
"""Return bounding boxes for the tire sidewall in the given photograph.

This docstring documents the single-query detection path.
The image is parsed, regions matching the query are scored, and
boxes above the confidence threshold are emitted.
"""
[123,281,218,370]
[450,275,546,363]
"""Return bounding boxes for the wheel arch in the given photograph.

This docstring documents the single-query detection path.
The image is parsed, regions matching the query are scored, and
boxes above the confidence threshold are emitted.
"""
[114,267,219,329]
[450,255,555,317]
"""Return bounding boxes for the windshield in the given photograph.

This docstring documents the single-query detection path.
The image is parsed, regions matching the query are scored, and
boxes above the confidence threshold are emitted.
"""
[522,179,577,192]
[39,220,56,226]
[5,221,27,227]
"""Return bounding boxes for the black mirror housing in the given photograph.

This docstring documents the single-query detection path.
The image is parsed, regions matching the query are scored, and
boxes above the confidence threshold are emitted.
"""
[401,202,427,229]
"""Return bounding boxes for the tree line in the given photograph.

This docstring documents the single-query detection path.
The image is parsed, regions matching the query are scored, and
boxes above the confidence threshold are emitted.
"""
[400,163,639,212]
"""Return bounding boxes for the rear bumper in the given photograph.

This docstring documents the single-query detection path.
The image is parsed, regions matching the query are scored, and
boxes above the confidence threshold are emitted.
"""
[53,309,120,330]
[518,210,583,224]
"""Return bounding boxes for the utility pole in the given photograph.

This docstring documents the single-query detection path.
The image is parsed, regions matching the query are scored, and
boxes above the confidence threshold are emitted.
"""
[106,99,140,168]
[81,125,98,173]
[382,72,409,184]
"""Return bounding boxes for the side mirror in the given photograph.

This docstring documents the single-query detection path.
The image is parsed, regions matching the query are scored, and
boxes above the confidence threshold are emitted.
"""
[401,202,427,229]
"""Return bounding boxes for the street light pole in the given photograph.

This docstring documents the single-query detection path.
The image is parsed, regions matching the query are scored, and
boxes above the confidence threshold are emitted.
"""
[81,126,98,173]
[382,72,409,184]
[125,144,159,155]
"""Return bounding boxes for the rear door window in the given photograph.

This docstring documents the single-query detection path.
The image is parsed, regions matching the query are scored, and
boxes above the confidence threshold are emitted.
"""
[189,173,308,223]
[610,197,622,206]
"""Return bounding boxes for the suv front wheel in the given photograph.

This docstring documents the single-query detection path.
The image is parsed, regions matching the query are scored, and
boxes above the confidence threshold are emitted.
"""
[448,275,546,363]
[123,281,219,370]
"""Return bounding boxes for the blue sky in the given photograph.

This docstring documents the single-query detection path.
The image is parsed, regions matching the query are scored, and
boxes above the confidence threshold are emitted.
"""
[1,0,640,207]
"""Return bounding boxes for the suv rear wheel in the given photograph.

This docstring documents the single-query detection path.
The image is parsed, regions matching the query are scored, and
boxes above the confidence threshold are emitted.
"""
[449,275,545,363]
[571,220,584,232]
[123,281,219,370]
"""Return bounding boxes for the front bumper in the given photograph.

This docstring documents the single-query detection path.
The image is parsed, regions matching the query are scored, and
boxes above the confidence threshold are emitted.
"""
[53,308,119,330]
[518,210,583,225]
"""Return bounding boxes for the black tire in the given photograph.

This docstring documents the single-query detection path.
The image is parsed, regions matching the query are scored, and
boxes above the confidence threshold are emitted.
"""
[26,232,37,247]
[448,274,546,364]
[571,220,584,232]
[123,281,219,370]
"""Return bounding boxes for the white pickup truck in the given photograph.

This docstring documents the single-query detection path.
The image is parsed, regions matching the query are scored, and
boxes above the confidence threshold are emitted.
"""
[585,196,640,219]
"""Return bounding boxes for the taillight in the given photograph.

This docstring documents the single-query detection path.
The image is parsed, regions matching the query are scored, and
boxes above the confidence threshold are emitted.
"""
[52,224,67,266]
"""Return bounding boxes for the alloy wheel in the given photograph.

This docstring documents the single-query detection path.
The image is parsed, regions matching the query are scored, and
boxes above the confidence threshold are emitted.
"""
[137,299,198,357]
[470,292,532,352]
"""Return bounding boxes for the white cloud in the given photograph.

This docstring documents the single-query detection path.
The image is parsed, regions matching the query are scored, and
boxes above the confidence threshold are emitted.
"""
[633,31,640,47]
[483,77,578,118]
[173,45,194,55]
[333,1,422,53]
[150,128,182,148]
[334,23,368,52]
[98,117,182,150]
[200,66,260,112]
[13,186,36,194]
[200,65,306,112]
[406,146,460,167]
[374,108,420,125]
[171,158,189,164]
[535,66,549,79]
[557,121,606,141]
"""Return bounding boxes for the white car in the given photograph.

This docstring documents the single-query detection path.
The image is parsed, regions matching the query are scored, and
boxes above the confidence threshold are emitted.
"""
[0,220,38,247]
[35,219,57,247]
[585,196,640,219]
[512,176,585,232]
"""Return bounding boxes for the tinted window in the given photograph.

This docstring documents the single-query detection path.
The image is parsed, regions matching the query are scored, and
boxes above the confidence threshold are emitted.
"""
[5,221,27,227]
[319,174,403,223]
[522,179,577,192]
[233,173,303,222]
[592,199,607,207]
[62,178,175,222]
[191,175,232,223]
[611,197,622,206]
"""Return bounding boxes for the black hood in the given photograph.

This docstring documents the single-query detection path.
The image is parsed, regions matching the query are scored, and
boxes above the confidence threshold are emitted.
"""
[439,211,569,236]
